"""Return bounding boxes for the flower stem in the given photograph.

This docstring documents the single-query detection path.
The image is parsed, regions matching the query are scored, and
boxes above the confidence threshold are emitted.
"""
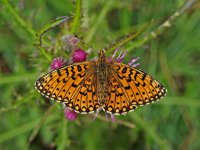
[92,114,135,128]
[70,0,82,34]
[28,105,55,144]
[2,0,35,38]
[34,16,70,61]
[106,23,150,55]
[85,0,114,42]
[127,0,197,50]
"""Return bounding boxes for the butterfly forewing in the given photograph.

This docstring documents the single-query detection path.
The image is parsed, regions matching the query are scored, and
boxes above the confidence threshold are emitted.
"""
[36,62,92,101]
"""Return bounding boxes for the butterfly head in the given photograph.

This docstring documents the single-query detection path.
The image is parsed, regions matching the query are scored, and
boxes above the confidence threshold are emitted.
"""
[98,49,106,61]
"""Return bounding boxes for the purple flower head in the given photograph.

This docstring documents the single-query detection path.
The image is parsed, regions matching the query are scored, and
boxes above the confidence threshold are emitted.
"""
[68,35,80,46]
[116,50,127,63]
[109,48,140,67]
[50,57,66,70]
[61,35,80,51]
[64,108,78,121]
[128,57,140,68]
[72,49,88,62]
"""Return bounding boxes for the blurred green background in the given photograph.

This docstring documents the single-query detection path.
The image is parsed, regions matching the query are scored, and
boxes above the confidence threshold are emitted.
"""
[0,0,200,150]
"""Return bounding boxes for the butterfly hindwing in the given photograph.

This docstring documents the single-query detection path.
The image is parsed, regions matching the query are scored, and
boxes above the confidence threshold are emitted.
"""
[103,76,137,115]
[64,73,101,114]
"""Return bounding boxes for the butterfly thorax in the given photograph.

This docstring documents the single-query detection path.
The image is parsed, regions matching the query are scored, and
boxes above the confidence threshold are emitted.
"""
[96,50,108,105]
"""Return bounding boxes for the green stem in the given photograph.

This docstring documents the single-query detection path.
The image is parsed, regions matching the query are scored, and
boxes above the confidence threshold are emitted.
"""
[0,106,18,115]
[29,105,55,143]
[35,16,69,47]
[106,23,150,55]
[2,0,54,61]
[131,113,171,150]
[85,0,114,42]
[57,115,70,150]
[2,0,35,37]
[35,16,70,61]
[159,97,200,107]
[0,120,39,143]
[127,0,197,50]
[92,114,135,128]
[70,0,82,34]
[159,50,178,93]
[0,114,58,143]
[0,73,37,85]
[0,92,35,115]
[36,46,52,62]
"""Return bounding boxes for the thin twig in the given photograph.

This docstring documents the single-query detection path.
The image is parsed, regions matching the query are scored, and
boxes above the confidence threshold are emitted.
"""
[106,22,150,55]
[85,0,114,42]
[34,16,70,61]
[2,0,35,37]
[91,114,135,128]
[0,90,36,115]
[28,105,55,144]
[70,0,82,34]
[0,106,17,115]
[131,113,171,150]
[128,0,198,50]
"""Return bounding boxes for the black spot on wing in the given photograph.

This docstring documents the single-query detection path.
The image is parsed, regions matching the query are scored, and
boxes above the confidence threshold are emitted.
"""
[77,65,82,72]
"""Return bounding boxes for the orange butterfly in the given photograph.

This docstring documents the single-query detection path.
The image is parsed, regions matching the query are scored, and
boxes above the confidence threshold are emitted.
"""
[35,49,167,115]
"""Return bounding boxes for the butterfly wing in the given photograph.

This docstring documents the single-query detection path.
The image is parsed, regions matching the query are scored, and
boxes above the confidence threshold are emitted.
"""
[35,61,101,113]
[103,62,167,115]
[102,76,137,115]
[64,72,101,114]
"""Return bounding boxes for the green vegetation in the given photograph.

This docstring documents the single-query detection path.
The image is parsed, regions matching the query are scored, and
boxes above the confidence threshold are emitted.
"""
[0,0,199,149]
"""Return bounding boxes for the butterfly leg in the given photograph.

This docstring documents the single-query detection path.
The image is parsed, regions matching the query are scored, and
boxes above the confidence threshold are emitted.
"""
[104,112,115,122]
[110,114,116,122]
[93,107,102,120]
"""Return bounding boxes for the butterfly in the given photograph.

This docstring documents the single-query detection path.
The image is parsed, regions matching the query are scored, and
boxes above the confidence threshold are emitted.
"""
[35,49,167,115]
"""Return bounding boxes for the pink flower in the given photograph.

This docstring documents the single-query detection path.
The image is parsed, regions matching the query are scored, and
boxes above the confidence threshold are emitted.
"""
[50,57,66,70]
[62,34,80,46]
[68,35,80,46]
[64,108,78,121]
[128,57,140,67]
[109,48,140,67]
[61,35,80,51]
[72,49,88,62]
